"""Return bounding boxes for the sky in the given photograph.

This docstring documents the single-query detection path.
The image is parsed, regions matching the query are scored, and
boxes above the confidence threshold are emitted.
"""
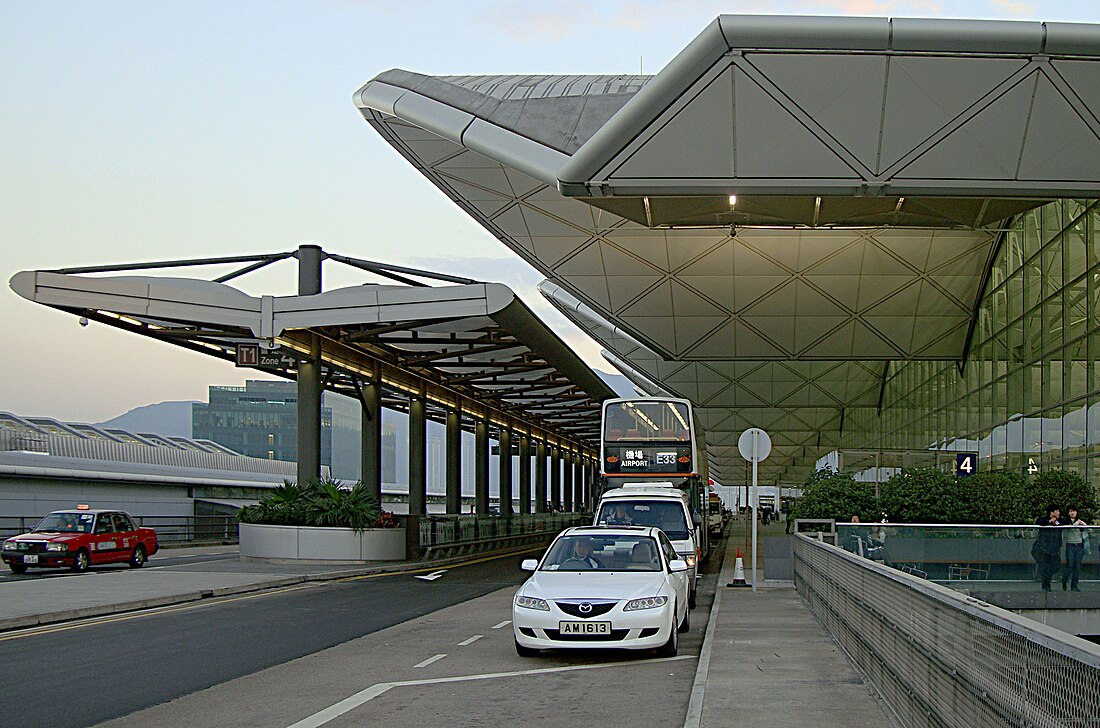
[3,0,1099,423]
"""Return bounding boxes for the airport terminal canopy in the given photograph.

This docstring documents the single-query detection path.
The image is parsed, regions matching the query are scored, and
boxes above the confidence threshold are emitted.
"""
[10,251,614,449]
[355,15,1100,482]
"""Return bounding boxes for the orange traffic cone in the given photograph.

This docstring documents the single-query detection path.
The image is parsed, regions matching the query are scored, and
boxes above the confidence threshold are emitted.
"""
[727,547,749,587]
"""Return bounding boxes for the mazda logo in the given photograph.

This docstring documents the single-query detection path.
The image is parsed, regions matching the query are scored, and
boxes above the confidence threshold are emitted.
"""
[579,602,592,614]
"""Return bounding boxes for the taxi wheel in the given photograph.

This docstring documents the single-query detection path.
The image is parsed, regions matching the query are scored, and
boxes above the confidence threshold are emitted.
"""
[71,549,90,573]
[9,563,28,575]
[689,588,697,610]
[678,605,690,633]
[129,545,146,568]
[657,615,678,658]
[514,639,539,657]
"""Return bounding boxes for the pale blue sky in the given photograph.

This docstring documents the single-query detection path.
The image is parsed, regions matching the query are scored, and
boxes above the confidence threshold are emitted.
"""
[3,0,1098,422]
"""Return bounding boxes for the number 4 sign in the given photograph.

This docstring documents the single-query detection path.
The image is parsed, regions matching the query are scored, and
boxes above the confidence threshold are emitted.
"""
[955,452,978,477]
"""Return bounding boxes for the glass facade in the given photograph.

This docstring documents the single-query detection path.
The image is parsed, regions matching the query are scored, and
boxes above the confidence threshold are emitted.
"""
[843,201,1100,483]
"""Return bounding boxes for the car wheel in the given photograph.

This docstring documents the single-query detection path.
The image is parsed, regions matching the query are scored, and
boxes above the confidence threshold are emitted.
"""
[71,549,90,573]
[515,638,539,657]
[678,605,690,633]
[128,545,146,569]
[657,615,678,657]
[9,563,28,575]
[689,588,697,610]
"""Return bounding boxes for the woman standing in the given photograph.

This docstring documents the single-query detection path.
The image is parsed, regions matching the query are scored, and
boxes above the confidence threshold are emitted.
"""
[1062,507,1088,592]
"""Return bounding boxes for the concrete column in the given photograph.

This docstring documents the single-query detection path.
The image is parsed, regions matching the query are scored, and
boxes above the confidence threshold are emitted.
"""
[359,378,382,505]
[562,450,574,511]
[295,245,323,486]
[534,440,547,513]
[549,446,561,511]
[408,393,426,516]
[498,426,512,515]
[445,408,461,514]
[475,418,489,515]
[518,435,531,515]
[574,457,584,512]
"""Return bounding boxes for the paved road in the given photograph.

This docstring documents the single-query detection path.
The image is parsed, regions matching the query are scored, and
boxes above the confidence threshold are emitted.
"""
[0,550,535,728]
[0,548,240,582]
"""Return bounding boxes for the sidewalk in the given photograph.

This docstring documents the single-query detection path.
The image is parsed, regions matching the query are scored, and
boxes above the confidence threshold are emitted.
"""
[0,545,524,632]
[687,527,894,727]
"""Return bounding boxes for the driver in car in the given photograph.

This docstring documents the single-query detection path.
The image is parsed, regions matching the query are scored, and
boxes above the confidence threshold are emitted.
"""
[569,537,603,568]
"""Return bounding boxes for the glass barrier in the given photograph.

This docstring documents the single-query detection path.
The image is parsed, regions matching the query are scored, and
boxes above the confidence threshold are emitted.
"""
[836,523,1099,591]
[419,513,590,549]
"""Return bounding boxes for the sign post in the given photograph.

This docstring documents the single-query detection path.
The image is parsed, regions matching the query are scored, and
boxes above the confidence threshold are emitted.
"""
[738,427,772,593]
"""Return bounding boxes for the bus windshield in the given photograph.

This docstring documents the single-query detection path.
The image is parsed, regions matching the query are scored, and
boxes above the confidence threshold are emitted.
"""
[603,401,691,443]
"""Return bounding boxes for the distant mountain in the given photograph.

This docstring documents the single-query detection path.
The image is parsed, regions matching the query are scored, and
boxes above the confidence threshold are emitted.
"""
[96,401,198,438]
[595,370,637,398]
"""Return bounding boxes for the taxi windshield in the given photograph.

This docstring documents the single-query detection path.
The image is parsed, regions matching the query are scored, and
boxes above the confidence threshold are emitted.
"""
[541,534,661,572]
[34,512,95,533]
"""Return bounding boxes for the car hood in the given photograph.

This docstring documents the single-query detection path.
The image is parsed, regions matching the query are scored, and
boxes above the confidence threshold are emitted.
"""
[520,571,669,600]
[5,532,78,543]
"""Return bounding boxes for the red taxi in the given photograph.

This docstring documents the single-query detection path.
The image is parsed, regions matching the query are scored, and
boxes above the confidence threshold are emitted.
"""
[2,508,158,574]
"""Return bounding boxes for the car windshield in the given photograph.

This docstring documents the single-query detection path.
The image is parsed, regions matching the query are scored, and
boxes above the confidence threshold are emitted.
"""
[596,500,691,541]
[541,534,661,572]
[34,512,95,533]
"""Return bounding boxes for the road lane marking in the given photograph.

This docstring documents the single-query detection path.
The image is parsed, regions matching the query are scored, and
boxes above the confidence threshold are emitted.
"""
[413,654,447,668]
[0,583,319,642]
[457,634,482,646]
[491,620,511,629]
[286,655,694,728]
[413,570,448,581]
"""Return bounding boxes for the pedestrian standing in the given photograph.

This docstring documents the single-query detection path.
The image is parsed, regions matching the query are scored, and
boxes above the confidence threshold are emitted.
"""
[1032,506,1063,592]
[1062,507,1088,592]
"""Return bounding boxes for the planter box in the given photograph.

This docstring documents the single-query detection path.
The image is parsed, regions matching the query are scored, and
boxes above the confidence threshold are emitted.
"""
[239,523,405,561]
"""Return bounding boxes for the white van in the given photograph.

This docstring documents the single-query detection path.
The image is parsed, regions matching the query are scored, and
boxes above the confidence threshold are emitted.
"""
[594,483,701,608]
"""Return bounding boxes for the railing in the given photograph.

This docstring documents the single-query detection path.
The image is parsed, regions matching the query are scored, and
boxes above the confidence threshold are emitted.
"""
[794,534,1100,727]
[418,513,590,559]
[836,523,1100,587]
[0,515,239,546]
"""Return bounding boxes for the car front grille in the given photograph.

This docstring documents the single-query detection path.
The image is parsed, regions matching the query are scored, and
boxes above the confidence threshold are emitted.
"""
[555,601,617,618]
[10,542,49,554]
[544,629,629,642]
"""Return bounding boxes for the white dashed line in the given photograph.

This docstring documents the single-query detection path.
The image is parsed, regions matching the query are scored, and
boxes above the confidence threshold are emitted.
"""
[457,635,482,646]
[491,620,511,629]
[413,654,447,668]
[286,655,693,728]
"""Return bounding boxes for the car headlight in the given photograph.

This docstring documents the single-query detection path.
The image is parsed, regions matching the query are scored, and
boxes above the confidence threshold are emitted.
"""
[1,541,15,551]
[623,596,668,611]
[515,595,550,611]
[46,543,68,552]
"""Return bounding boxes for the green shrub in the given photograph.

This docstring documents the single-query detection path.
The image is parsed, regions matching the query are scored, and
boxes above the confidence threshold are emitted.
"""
[959,470,1031,524]
[879,467,966,524]
[1028,469,1098,522]
[238,478,383,532]
[792,468,878,522]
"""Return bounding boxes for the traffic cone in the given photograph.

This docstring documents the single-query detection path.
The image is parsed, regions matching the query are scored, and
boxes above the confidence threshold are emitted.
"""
[727,547,749,587]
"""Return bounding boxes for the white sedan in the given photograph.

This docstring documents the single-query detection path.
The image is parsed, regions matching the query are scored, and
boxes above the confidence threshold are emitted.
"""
[512,526,690,657]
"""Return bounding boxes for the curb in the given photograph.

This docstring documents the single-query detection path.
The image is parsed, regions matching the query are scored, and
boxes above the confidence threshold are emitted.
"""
[683,533,734,728]
[0,544,543,633]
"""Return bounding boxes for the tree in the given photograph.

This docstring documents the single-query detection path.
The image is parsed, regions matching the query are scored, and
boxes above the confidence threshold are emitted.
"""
[958,470,1031,524]
[1028,470,1098,522]
[792,468,877,522]
[879,467,966,524]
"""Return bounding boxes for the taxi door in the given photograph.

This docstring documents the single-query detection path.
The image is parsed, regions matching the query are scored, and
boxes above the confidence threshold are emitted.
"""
[91,514,121,564]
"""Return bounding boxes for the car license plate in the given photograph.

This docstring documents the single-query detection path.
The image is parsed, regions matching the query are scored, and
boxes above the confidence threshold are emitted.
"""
[23,554,38,564]
[559,621,610,635]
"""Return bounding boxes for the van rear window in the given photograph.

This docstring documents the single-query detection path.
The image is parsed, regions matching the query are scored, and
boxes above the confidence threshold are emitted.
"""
[597,500,690,540]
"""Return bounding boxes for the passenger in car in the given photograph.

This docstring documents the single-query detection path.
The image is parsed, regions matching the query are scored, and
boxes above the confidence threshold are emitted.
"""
[571,538,603,569]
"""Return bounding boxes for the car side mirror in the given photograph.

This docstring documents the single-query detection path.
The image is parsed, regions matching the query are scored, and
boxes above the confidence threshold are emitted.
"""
[669,559,689,572]
[692,513,703,526]
[520,559,539,571]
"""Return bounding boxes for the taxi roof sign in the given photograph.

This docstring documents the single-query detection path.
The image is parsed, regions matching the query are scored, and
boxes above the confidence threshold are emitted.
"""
[76,504,90,510]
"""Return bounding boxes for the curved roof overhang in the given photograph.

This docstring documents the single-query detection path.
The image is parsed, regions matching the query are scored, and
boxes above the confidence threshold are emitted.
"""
[355,15,1100,482]
[10,258,614,450]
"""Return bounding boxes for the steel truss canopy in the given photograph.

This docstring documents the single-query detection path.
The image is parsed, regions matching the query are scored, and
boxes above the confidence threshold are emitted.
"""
[354,15,1100,484]
[9,251,614,450]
